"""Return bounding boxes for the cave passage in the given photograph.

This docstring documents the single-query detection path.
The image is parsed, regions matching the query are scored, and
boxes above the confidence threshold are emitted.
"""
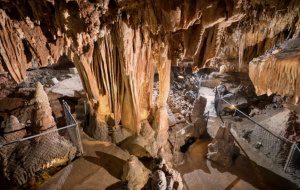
[0,0,300,190]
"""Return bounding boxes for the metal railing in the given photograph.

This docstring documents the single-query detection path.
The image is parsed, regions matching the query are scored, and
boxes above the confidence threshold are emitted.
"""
[215,89,300,179]
[62,100,84,155]
[284,144,300,179]
[0,100,83,155]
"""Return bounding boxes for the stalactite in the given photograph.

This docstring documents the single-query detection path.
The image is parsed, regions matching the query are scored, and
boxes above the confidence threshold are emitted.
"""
[238,32,245,72]
[0,10,27,84]
[0,0,299,152]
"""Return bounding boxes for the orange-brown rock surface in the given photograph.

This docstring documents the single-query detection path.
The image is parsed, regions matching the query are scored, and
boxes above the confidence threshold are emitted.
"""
[0,84,77,185]
[0,0,299,152]
[249,38,300,103]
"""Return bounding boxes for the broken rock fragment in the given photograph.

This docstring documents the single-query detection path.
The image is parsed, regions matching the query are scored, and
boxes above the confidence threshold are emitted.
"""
[122,155,151,190]
[207,122,240,167]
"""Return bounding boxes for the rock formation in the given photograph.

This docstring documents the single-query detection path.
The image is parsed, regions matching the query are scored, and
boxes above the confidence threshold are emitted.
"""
[122,155,151,190]
[191,96,208,138]
[0,83,77,185]
[0,115,26,180]
[146,158,183,190]
[249,38,300,103]
[0,1,299,155]
[207,122,240,167]
[33,82,57,131]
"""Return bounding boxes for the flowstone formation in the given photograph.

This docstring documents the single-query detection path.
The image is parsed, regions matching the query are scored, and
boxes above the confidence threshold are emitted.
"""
[0,83,76,185]
[249,38,300,103]
[0,1,299,157]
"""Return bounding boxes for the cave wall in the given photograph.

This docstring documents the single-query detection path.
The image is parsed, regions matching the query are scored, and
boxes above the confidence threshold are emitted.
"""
[0,0,299,144]
[249,38,300,103]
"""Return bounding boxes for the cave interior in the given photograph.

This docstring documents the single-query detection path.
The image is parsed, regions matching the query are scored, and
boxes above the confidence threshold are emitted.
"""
[0,0,300,190]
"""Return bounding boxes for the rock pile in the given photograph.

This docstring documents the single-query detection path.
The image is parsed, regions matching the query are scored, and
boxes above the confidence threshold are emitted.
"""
[166,68,200,122]
[146,158,183,190]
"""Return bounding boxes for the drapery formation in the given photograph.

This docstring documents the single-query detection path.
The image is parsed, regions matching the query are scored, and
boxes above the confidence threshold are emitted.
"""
[0,0,300,149]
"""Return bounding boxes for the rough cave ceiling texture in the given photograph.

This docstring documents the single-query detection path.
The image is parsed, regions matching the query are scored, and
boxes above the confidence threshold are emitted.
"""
[0,0,299,144]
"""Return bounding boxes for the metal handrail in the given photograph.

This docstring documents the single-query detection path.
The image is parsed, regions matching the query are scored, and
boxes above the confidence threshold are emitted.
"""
[62,100,84,155]
[218,97,293,144]
[215,87,293,144]
[0,123,77,148]
[214,86,300,173]
[0,100,83,156]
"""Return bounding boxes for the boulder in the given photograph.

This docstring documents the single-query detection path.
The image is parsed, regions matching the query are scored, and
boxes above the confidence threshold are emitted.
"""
[193,118,208,138]
[120,120,158,157]
[122,155,150,190]
[191,96,207,123]
[207,122,240,167]
[191,96,208,138]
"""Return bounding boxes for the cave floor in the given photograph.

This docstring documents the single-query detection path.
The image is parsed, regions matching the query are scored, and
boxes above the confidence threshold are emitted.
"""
[38,127,300,190]
[175,138,299,190]
[38,132,130,190]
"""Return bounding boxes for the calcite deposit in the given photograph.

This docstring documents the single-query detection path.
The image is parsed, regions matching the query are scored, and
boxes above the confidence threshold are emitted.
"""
[0,83,76,185]
[0,1,299,154]
[249,38,300,103]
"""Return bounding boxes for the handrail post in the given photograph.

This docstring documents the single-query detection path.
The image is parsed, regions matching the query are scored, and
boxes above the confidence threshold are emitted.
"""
[284,142,296,172]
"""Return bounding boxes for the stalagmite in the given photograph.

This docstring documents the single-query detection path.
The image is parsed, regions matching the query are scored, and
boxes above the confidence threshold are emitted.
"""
[122,155,151,190]
[0,0,299,159]
[33,82,56,131]
[0,84,76,185]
